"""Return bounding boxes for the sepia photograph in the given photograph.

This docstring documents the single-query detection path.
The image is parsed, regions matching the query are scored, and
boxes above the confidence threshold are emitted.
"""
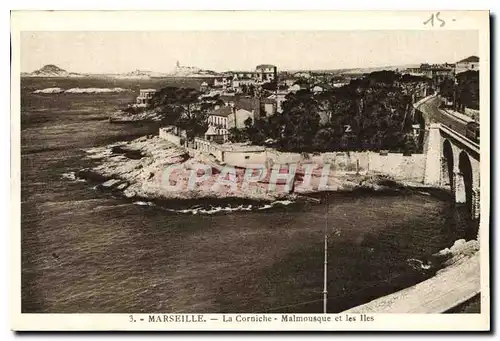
[10,10,490,331]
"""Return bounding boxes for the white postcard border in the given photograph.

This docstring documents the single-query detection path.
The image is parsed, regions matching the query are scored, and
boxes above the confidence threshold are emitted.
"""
[10,10,490,331]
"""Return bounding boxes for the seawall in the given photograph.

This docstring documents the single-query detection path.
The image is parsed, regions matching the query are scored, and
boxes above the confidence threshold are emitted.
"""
[159,129,428,184]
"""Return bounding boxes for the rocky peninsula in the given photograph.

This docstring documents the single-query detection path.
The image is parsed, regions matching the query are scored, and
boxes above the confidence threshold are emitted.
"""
[74,135,424,205]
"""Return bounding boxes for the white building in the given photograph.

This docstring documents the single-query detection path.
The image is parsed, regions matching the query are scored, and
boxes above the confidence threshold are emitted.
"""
[232,75,257,89]
[455,56,479,74]
[255,64,278,83]
[213,75,232,88]
[266,90,289,114]
[206,103,257,143]
[136,89,157,107]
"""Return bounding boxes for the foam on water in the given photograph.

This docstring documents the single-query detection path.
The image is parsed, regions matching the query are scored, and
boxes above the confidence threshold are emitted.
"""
[406,258,431,270]
[65,87,130,94]
[134,201,156,207]
[33,87,64,94]
[158,199,295,215]
[61,172,86,182]
[34,87,130,94]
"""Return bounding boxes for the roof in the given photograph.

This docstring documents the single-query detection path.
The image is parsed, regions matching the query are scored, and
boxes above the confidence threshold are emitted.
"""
[235,97,260,114]
[457,56,479,64]
[292,79,310,86]
[204,126,218,135]
[210,106,233,117]
[256,64,277,69]
[231,71,256,74]
[233,75,255,80]
[140,89,156,92]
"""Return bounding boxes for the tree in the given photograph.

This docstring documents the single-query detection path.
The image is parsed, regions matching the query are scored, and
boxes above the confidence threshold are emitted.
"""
[278,90,321,151]
[241,84,248,95]
[149,87,223,139]
[438,77,456,105]
[456,70,479,110]
[248,84,256,97]
[217,70,430,153]
[365,70,400,86]
[261,81,277,91]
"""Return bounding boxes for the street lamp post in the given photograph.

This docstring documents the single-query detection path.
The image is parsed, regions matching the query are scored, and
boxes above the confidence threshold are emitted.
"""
[323,192,328,314]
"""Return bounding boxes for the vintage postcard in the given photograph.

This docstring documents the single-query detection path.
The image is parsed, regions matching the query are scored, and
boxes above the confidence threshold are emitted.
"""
[10,10,490,331]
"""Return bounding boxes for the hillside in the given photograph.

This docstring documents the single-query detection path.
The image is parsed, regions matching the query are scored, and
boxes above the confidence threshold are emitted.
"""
[285,64,420,75]
[167,62,218,78]
[112,69,168,79]
[23,64,85,78]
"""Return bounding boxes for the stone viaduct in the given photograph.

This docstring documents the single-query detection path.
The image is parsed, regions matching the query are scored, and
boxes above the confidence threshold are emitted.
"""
[414,97,481,240]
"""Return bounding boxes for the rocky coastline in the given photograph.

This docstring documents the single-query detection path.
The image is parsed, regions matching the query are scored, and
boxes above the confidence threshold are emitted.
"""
[71,135,445,207]
[108,109,164,123]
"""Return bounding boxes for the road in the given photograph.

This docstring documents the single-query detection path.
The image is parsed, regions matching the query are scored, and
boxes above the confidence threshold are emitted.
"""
[417,96,470,137]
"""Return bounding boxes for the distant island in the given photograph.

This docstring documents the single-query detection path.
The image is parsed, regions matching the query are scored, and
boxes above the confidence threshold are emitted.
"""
[20,62,428,80]
[22,64,86,78]
[22,61,219,79]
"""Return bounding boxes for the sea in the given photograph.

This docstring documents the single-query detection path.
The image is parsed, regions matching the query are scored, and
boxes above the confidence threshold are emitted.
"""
[21,77,460,313]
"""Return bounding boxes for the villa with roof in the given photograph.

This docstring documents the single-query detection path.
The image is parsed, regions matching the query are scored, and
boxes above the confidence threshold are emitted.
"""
[455,56,479,74]
[205,98,260,143]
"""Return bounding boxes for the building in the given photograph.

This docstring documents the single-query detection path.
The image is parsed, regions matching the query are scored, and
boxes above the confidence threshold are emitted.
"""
[289,79,310,92]
[260,98,277,117]
[311,83,332,94]
[228,107,255,131]
[255,64,278,83]
[266,90,289,114]
[135,89,157,107]
[293,71,312,79]
[200,82,209,93]
[206,106,232,143]
[205,99,259,143]
[417,64,455,85]
[213,75,233,89]
[232,71,257,79]
[455,56,480,74]
[232,73,257,89]
[332,82,349,88]
[406,63,455,85]
[283,78,297,88]
[405,67,425,77]
[235,97,261,119]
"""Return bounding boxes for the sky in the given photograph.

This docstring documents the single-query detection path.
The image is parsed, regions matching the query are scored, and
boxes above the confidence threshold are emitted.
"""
[20,30,479,74]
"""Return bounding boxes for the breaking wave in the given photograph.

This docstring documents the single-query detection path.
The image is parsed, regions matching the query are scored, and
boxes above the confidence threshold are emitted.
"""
[33,87,130,94]
[133,199,295,215]
[65,87,130,94]
[257,200,294,210]
[165,204,254,215]
[61,172,86,182]
[33,88,64,94]
[134,201,156,207]
[406,258,431,271]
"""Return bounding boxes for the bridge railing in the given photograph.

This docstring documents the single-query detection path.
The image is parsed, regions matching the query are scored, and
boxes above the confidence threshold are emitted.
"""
[439,124,480,153]
[413,93,437,108]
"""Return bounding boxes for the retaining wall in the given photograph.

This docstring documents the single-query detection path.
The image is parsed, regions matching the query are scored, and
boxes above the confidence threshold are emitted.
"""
[159,129,182,145]
[368,152,426,182]
[158,129,427,182]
